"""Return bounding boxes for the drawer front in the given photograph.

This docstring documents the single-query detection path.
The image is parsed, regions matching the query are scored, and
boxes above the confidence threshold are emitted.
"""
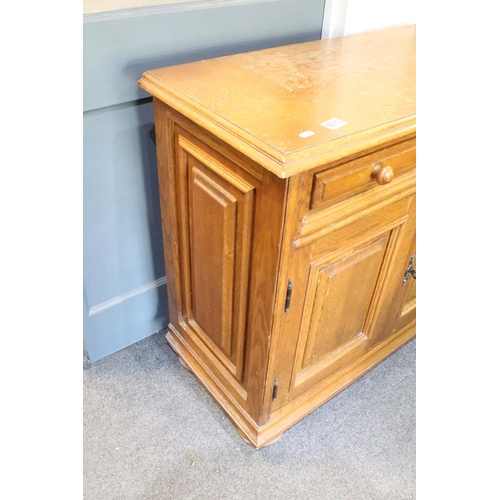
[310,138,415,210]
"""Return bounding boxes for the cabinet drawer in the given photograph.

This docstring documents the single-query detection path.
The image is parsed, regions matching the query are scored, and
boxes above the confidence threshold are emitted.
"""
[310,138,415,210]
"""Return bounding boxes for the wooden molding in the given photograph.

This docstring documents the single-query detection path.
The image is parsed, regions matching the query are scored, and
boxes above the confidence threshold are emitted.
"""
[140,75,415,179]
[167,320,415,448]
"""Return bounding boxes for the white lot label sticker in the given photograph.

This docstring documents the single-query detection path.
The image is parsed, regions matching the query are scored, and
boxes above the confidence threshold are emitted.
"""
[299,130,315,138]
[321,118,347,131]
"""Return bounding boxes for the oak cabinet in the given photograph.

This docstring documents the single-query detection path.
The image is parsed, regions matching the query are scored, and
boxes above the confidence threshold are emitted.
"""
[138,25,416,448]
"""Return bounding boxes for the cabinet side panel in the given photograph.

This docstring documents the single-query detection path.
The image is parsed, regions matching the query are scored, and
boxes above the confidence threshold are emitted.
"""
[190,165,235,355]
[161,116,286,423]
[175,131,256,381]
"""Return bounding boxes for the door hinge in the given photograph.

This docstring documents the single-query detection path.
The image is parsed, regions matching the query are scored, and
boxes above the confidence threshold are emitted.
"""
[402,254,416,286]
[272,378,279,401]
[284,280,293,313]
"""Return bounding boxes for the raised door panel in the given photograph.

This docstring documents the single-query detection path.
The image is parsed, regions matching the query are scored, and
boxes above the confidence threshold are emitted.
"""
[271,195,414,411]
[290,237,387,393]
[175,131,255,384]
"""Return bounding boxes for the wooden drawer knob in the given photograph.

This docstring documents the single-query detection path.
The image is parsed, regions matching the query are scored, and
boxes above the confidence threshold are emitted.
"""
[372,164,394,185]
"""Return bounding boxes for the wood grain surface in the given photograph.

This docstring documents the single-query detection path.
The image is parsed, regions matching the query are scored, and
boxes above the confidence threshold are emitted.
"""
[139,25,415,177]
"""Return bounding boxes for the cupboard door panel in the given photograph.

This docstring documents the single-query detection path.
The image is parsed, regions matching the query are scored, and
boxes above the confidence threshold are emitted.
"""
[287,234,391,399]
[293,237,387,390]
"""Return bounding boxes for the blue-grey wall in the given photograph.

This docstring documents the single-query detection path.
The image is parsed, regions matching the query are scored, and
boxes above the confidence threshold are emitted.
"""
[83,0,326,363]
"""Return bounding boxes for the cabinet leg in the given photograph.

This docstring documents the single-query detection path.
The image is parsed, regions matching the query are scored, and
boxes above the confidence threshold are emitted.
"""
[261,433,282,447]
[236,429,253,446]
[177,355,192,373]
[237,428,282,448]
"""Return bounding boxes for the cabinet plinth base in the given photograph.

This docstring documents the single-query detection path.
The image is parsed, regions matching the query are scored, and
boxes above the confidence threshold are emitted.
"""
[165,320,415,450]
[177,355,192,373]
[237,428,282,447]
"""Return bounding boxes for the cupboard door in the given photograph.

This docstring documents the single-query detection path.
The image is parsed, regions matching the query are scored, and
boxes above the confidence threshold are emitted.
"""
[271,195,416,411]
[364,195,416,346]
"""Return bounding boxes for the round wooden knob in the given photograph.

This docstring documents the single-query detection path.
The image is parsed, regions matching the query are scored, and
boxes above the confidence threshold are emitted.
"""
[372,165,394,185]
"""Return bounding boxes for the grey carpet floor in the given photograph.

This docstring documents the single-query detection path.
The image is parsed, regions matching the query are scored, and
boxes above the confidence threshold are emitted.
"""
[83,333,416,500]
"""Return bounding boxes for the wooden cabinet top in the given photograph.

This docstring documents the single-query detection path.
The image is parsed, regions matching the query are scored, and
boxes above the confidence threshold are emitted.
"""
[138,25,415,178]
